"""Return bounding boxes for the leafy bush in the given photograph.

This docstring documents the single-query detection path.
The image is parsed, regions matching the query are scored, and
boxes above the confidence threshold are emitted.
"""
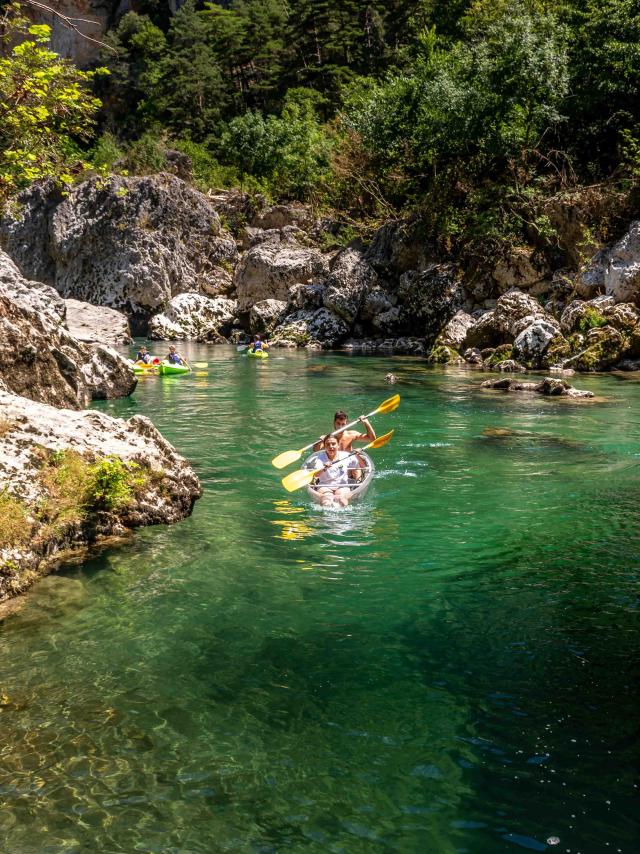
[88,457,144,511]
[578,307,608,333]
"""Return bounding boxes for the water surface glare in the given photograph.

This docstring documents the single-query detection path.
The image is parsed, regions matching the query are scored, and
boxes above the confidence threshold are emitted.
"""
[1,346,638,853]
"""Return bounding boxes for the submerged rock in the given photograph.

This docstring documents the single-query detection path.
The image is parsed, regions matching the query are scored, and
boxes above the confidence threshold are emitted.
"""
[480,376,594,398]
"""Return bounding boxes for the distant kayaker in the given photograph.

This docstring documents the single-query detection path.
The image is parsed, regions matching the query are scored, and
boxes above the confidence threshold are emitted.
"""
[135,346,151,364]
[313,410,376,454]
[165,345,187,366]
[314,434,361,508]
[251,334,269,354]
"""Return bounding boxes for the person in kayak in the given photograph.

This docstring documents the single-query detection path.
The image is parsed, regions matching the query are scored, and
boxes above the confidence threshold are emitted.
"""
[251,334,269,353]
[314,434,361,508]
[164,345,188,366]
[313,410,376,455]
[135,346,152,364]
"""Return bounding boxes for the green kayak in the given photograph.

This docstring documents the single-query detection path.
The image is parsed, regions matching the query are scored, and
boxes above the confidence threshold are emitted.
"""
[158,361,191,376]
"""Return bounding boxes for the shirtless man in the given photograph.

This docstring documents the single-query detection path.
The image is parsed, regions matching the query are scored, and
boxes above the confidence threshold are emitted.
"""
[313,410,376,454]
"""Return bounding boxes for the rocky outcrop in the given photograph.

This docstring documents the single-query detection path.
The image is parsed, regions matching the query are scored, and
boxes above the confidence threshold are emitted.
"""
[148,294,237,341]
[0,175,238,332]
[437,310,475,349]
[251,203,314,231]
[0,389,201,599]
[64,299,132,348]
[323,243,378,324]
[249,299,287,334]
[27,0,117,67]
[234,230,329,311]
[0,251,135,408]
[512,319,561,364]
[481,377,594,398]
[272,308,349,348]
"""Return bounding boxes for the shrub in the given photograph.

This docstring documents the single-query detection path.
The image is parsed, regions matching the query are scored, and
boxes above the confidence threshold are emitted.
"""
[88,456,144,511]
[578,307,608,333]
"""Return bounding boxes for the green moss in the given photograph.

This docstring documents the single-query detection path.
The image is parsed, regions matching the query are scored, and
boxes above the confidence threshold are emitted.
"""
[485,344,513,367]
[543,335,573,367]
[428,344,460,363]
[578,307,607,333]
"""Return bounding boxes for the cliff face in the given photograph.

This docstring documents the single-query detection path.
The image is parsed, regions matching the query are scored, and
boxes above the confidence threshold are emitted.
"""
[26,0,119,66]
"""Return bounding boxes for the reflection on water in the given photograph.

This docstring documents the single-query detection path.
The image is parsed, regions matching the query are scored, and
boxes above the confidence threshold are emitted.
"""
[0,347,638,853]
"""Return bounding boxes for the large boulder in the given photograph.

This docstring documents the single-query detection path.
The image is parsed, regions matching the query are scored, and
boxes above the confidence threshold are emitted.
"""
[513,319,562,364]
[64,299,131,348]
[438,310,475,349]
[465,290,549,349]
[364,221,426,275]
[0,389,201,598]
[251,203,314,231]
[0,175,238,331]
[389,264,464,346]
[569,326,627,371]
[148,293,237,341]
[249,299,287,334]
[0,251,135,408]
[323,243,378,324]
[234,231,328,311]
[604,221,640,304]
[272,308,349,348]
[491,248,549,294]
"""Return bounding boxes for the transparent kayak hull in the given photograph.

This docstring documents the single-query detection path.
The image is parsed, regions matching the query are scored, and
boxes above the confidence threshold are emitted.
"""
[304,451,375,506]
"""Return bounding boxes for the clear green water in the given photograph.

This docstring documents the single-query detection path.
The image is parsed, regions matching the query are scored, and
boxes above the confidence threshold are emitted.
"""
[1,346,638,853]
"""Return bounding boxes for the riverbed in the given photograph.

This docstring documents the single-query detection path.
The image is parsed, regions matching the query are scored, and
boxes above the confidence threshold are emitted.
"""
[0,346,637,852]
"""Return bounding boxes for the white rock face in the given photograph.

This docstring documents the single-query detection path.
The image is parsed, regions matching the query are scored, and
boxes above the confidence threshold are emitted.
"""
[438,310,475,349]
[272,308,349,348]
[148,294,237,341]
[234,232,328,311]
[0,389,202,597]
[65,299,131,348]
[0,250,135,407]
[249,299,287,334]
[604,221,640,303]
[513,319,560,362]
[0,175,238,329]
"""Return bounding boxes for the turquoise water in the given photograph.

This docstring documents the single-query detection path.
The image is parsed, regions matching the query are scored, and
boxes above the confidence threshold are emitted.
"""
[0,345,638,853]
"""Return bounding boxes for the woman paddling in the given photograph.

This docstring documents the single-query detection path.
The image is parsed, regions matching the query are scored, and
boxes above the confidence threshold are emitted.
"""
[313,434,362,508]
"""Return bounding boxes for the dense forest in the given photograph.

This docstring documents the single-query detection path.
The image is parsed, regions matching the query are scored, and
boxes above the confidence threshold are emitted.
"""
[2,0,640,260]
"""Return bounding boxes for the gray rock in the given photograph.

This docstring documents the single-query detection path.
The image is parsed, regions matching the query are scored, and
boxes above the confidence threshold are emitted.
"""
[361,286,395,321]
[0,389,201,599]
[439,310,476,348]
[0,251,135,408]
[364,221,425,275]
[481,377,593,397]
[65,299,131,348]
[234,231,328,311]
[272,308,349,348]
[323,244,378,324]
[604,221,640,303]
[513,319,560,363]
[148,293,237,341]
[465,290,549,349]
[496,359,526,372]
[0,175,238,331]
[249,299,287,334]
[251,203,314,231]
[287,281,326,312]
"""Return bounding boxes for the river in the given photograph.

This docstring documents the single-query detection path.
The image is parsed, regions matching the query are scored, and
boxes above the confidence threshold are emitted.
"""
[0,345,637,853]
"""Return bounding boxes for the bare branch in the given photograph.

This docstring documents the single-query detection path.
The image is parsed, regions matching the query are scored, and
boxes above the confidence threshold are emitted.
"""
[21,0,117,52]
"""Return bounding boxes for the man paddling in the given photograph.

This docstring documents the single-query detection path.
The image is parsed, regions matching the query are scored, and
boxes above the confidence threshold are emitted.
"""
[313,434,361,508]
[313,410,376,455]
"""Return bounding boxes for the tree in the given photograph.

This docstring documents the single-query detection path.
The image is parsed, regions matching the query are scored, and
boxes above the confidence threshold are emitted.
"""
[0,5,105,201]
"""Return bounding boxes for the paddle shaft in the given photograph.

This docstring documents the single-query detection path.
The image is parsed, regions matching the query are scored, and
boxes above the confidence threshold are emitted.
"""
[299,406,382,455]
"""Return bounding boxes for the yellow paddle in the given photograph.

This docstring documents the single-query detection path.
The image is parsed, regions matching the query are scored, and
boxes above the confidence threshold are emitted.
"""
[281,430,395,493]
[271,394,400,469]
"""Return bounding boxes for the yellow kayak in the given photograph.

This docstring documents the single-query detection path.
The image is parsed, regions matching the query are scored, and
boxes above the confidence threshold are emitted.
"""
[247,349,269,359]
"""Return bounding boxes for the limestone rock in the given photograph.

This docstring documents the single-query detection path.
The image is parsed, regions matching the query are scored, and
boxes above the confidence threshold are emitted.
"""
[438,310,475,349]
[465,290,548,349]
[513,319,562,364]
[392,265,464,345]
[323,243,378,324]
[0,389,202,599]
[64,299,131,348]
[604,221,640,304]
[148,294,237,341]
[492,248,549,293]
[569,326,626,372]
[234,231,328,311]
[272,308,349,348]
[251,203,314,231]
[0,251,135,408]
[361,286,395,322]
[287,281,326,312]
[0,175,238,331]
[249,299,287,334]
[364,221,426,275]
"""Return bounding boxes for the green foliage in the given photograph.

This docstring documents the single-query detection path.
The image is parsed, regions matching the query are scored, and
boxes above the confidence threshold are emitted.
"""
[88,457,143,511]
[578,307,608,333]
[171,139,239,191]
[0,4,106,201]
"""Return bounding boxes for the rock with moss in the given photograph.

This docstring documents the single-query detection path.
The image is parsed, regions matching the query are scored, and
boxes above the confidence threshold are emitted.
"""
[428,344,460,363]
[513,319,561,365]
[569,326,627,371]
[0,389,201,601]
[484,344,513,368]
[481,377,594,398]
